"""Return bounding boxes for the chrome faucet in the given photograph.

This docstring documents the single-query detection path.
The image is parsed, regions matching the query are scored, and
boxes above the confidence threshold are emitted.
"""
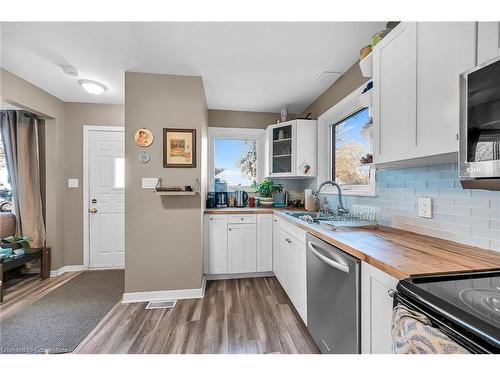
[314,180,348,215]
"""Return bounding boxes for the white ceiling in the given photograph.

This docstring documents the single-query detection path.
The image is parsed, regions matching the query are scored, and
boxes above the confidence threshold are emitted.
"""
[0,22,385,113]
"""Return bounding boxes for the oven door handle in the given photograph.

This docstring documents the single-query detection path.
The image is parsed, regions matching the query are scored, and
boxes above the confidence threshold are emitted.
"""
[307,241,350,273]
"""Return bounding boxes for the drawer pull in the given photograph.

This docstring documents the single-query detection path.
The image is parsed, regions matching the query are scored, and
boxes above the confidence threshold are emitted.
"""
[241,218,244,221]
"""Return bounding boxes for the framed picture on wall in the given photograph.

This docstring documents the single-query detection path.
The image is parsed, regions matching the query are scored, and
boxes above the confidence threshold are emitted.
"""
[163,128,197,168]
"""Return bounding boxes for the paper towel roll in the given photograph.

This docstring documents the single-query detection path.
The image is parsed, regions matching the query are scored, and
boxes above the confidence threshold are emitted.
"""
[304,189,317,212]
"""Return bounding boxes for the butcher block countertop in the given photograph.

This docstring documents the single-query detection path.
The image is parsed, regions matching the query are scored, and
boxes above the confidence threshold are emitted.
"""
[275,211,500,280]
[204,207,305,214]
[204,207,500,279]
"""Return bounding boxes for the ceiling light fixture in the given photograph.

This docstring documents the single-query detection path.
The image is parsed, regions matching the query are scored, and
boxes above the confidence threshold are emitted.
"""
[78,79,107,95]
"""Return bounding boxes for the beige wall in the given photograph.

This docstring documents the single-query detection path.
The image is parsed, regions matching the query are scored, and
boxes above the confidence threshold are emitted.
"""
[300,62,369,119]
[0,68,66,269]
[208,109,280,129]
[124,72,207,293]
[63,103,124,265]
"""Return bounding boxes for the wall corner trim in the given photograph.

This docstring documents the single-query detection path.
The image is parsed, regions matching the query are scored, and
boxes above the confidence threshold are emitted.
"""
[121,276,207,304]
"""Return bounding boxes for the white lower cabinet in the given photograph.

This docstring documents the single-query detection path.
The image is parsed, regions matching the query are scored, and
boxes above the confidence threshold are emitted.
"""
[272,216,282,281]
[207,213,272,275]
[228,223,257,273]
[361,262,399,354]
[256,214,273,272]
[208,215,228,274]
[273,215,307,324]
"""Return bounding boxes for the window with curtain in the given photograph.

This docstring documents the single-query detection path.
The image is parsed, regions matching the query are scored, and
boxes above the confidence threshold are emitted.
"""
[0,131,13,208]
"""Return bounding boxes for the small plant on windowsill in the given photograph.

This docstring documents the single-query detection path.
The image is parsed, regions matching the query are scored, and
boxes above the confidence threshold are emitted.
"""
[251,179,283,207]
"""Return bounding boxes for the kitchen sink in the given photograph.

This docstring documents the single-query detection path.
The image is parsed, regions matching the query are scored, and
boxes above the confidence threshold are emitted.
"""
[284,211,378,230]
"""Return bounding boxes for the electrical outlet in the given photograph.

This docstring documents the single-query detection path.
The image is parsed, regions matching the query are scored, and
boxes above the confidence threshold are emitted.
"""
[418,197,432,218]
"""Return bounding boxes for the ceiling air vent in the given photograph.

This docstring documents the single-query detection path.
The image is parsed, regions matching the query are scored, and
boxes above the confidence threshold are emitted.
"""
[146,300,177,310]
[317,71,341,84]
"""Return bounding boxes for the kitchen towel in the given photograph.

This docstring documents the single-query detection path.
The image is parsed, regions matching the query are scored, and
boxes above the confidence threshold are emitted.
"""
[391,305,469,354]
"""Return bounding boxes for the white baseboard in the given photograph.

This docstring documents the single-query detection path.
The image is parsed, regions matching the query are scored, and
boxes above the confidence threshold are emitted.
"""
[205,271,274,281]
[122,276,207,304]
[50,265,85,277]
[49,264,124,277]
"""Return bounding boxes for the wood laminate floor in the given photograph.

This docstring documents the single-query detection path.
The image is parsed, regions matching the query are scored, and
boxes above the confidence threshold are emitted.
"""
[1,273,319,354]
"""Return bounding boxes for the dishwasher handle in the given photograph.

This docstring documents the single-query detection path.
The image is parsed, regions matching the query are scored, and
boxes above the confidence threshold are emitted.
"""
[307,241,350,274]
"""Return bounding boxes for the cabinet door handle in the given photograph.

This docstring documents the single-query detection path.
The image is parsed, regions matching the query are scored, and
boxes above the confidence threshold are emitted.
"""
[210,218,213,221]
[228,228,232,231]
[241,218,244,221]
[388,289,396,298]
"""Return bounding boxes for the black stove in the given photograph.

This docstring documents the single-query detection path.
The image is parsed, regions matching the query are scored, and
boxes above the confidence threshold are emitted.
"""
[396,270,500,353]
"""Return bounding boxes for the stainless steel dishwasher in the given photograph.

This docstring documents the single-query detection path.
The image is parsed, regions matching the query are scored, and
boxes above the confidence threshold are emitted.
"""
[306,233,360,354]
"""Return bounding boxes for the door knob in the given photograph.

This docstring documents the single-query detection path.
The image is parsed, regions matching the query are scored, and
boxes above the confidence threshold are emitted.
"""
[89,208,98,214]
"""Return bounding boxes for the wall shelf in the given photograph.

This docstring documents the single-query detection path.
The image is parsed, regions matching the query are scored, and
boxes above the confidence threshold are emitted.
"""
[154,190,199,196]
[359,52,373,78]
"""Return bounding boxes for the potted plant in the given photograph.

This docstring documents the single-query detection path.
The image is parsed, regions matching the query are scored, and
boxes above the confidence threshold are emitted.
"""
[1,235,31,252]
[251,179,283,207]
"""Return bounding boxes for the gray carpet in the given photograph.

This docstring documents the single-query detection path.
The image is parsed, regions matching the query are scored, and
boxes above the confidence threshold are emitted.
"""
[0,270,124,354]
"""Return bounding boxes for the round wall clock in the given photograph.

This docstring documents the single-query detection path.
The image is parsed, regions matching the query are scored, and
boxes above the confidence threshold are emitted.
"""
[134,128,154,147]
[138,150,150,163]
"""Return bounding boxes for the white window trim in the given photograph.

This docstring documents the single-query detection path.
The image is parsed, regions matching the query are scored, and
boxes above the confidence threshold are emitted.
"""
[208,127,265,191]
[317,81,376,197]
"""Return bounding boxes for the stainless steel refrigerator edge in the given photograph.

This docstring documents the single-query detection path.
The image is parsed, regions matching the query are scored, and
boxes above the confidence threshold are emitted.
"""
[306,233,361,354]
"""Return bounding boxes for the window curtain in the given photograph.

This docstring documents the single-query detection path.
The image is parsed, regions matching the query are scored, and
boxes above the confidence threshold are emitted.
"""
[0,110,46,247]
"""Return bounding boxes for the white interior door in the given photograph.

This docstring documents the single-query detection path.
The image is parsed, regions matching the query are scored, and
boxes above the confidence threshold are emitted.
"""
[88,129,125,268]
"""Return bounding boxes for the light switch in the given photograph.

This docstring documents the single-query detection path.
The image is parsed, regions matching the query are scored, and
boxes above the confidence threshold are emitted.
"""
[418,197,432,218]
[142,178,159,189]
[68,179,79,188]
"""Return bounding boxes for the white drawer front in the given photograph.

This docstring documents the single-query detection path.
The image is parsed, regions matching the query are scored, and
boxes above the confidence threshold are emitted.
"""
[228,214,257,224]
[279,219,306,244]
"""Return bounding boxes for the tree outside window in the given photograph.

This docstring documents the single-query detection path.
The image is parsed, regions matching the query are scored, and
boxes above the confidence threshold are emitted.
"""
[332,107,371,186]
[214,139,257,187]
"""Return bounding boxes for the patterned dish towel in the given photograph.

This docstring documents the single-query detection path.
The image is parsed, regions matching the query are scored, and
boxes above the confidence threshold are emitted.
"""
[392,305,469,354]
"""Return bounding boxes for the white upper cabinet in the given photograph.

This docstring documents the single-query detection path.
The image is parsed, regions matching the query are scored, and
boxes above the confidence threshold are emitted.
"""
[266,119,317,178]
[373,22,418,164]
[372,22,476,165]
[416,22,476,158]
[478,22,500,65]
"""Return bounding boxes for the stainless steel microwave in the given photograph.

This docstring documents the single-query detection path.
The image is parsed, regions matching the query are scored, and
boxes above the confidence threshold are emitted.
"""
[459,55,500,190]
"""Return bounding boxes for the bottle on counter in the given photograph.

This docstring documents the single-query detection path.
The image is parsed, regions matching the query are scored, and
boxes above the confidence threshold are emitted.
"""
[228,193,235,208]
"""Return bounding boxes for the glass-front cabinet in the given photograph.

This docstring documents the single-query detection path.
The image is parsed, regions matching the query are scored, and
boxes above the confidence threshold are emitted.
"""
[272,123,293,174]
[266,119,317,178]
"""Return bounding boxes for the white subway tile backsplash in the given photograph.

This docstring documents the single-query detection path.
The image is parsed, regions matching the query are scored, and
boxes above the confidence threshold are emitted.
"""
[490,199,500,209]
[490,220,500,231]
[471,207,500,219]
[454,234,490,249]
[325,162,500,253]
[454,197,489,208]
